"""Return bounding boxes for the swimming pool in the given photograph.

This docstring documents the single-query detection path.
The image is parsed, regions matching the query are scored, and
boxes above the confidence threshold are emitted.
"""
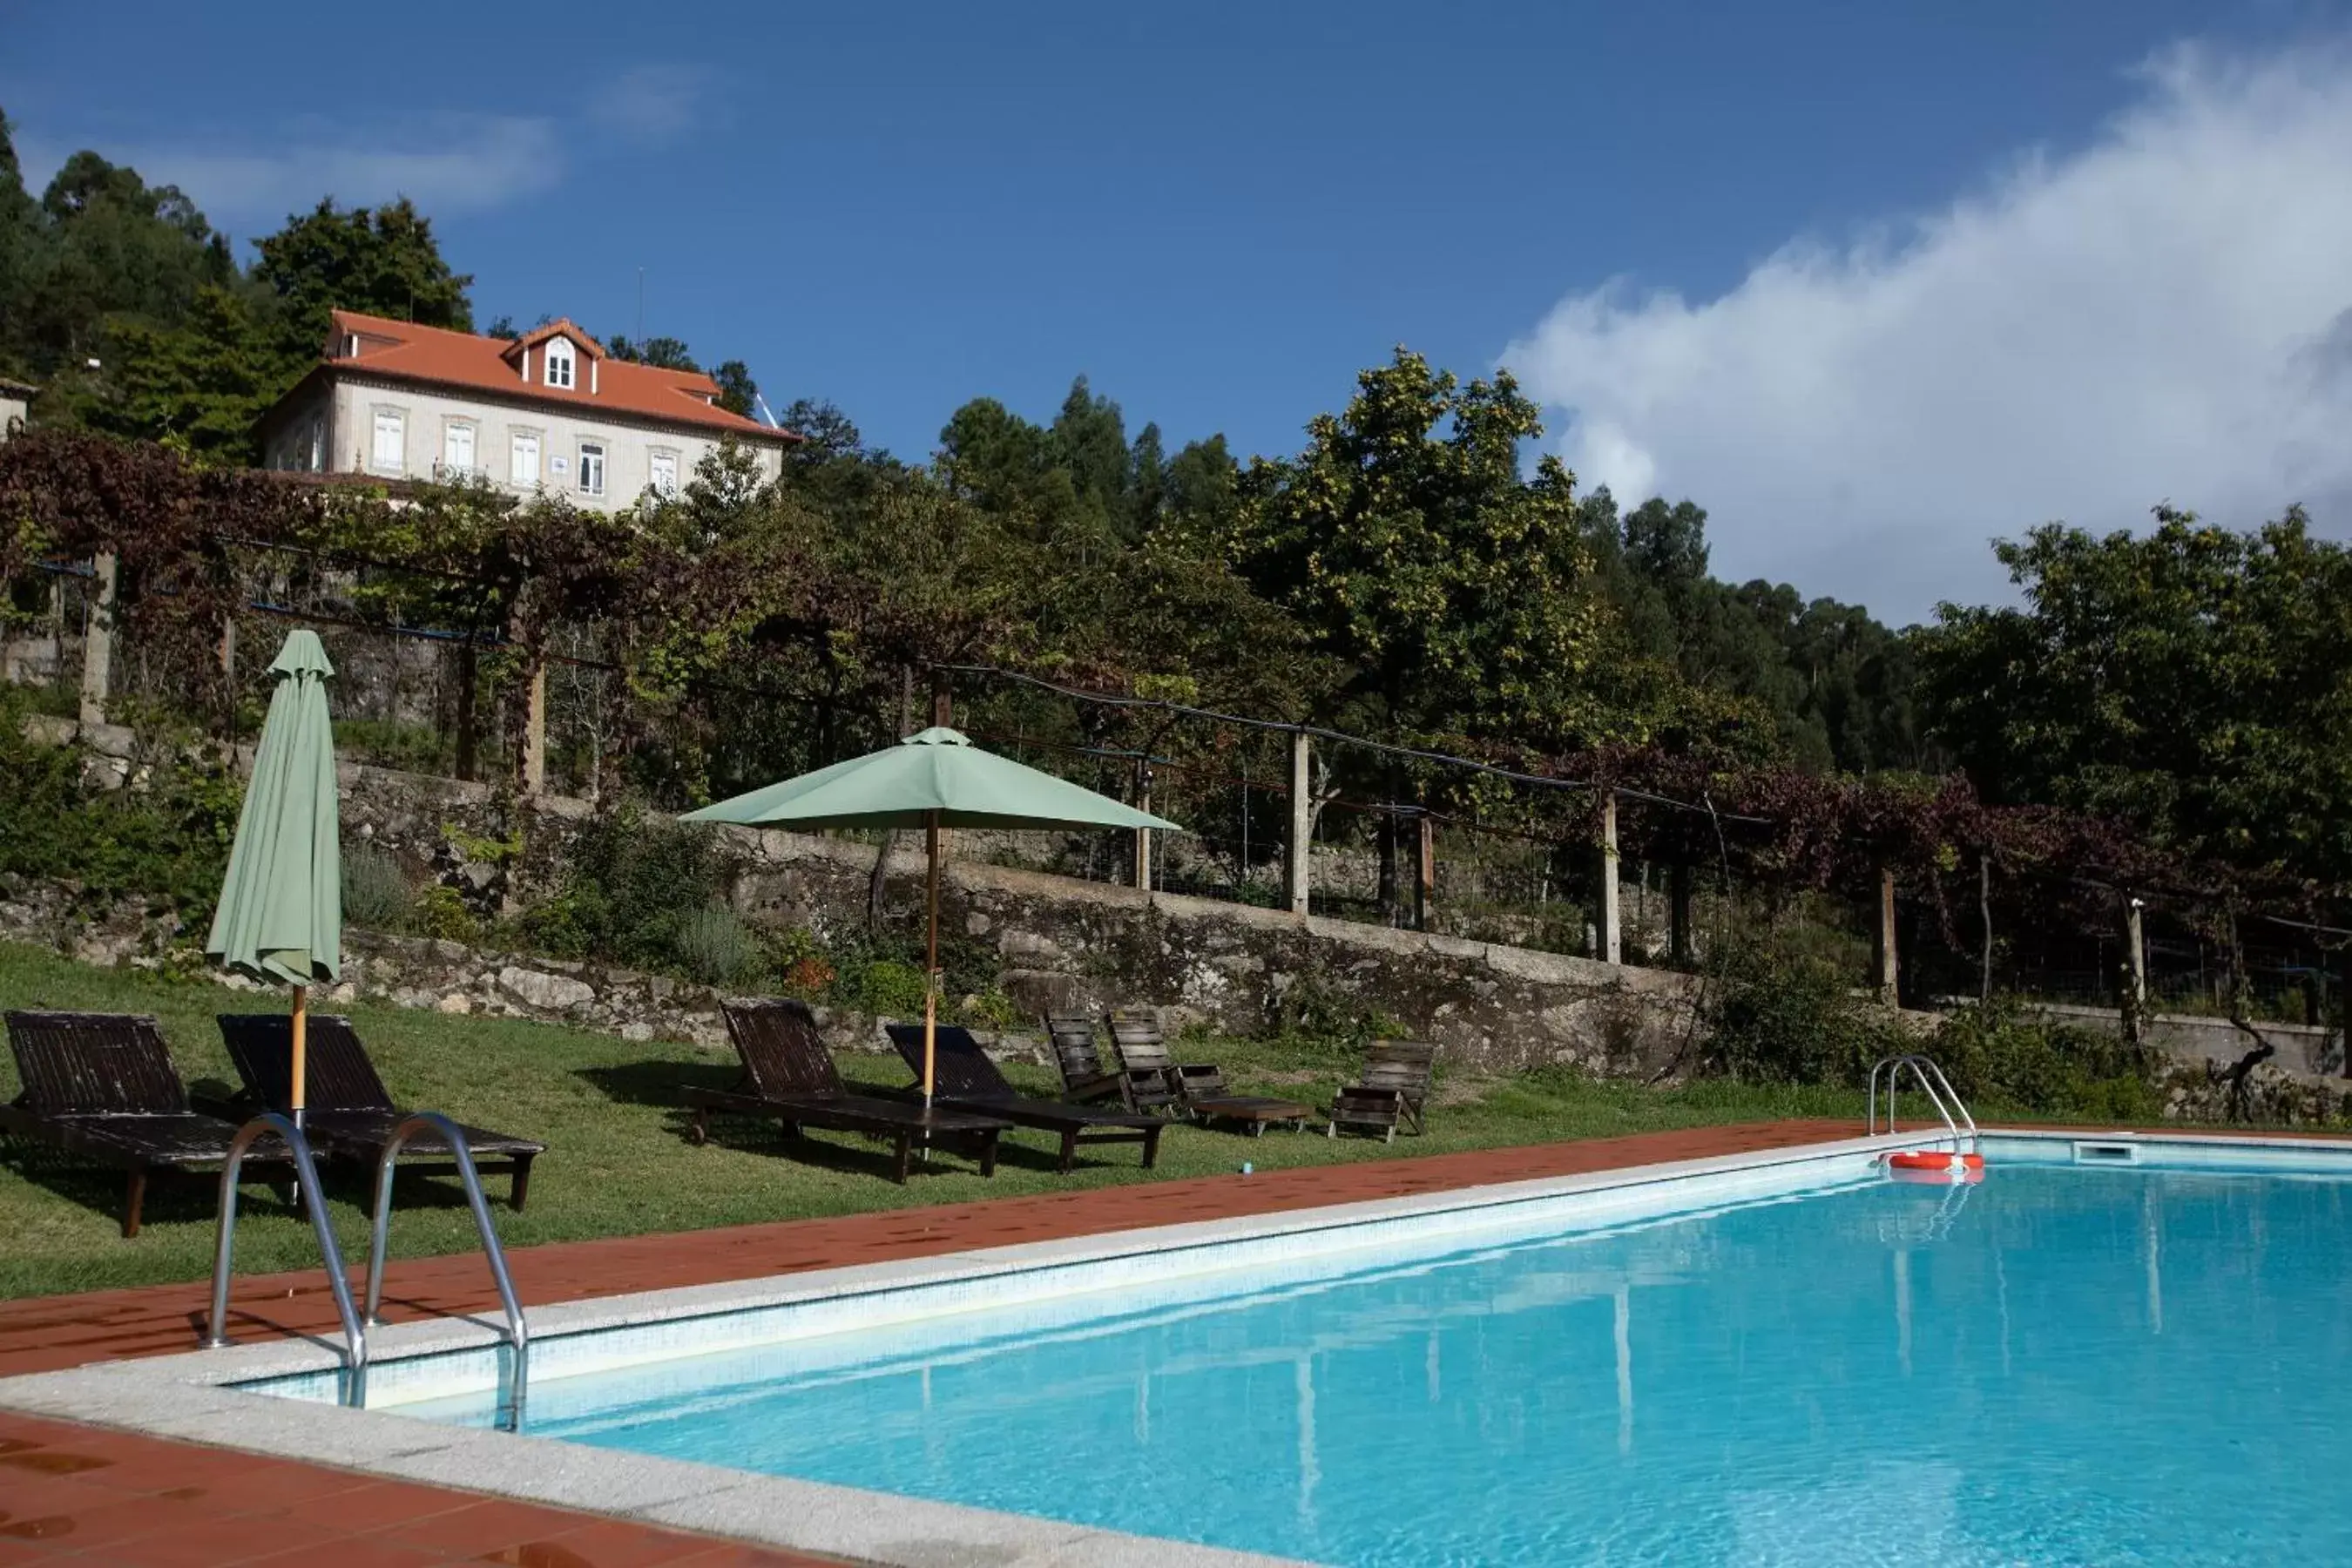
[237,1134,2352,1565]
[10,1131,2348,1565]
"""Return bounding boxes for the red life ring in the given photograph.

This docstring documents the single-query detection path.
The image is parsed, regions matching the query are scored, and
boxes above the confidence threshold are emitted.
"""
[1887,1149,1984,1173]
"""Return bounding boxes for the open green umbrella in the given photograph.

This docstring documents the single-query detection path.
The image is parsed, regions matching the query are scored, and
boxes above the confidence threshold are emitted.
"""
[206,629,341,1132]
[683,727,1179,1103]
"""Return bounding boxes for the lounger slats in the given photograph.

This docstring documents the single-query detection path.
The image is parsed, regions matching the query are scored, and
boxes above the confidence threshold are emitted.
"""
[882,1023,1163,1173]
[885,1022,1014,1103]
[726,1001,852,1101]
[218,1013,395,1114]
[1329,1038,1438,1139]
[694,1002,1009,1182]
[1043,1015,1128,1105]
[1107,1008,1309,1132]
[214,1013,544,1209]
[3,1011,282,1237]
[7,1012,189,1116]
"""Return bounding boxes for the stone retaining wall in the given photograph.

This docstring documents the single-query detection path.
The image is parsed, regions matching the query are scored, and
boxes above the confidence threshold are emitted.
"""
[26,720,2330,1106]
[2,730,1707,1073]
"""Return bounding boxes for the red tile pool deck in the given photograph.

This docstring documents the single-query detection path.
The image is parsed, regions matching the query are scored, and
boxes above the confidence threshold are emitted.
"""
[0,1120,1862,1565]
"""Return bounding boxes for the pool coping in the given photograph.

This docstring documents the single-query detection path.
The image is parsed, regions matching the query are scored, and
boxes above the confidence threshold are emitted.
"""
[0,1127,1947,1568]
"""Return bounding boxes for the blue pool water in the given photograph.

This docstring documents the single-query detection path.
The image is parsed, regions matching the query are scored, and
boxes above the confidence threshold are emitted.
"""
[413,1166,2352,1565]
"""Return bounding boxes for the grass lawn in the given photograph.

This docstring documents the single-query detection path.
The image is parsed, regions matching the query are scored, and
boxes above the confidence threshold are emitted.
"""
[0,939,1881,1300]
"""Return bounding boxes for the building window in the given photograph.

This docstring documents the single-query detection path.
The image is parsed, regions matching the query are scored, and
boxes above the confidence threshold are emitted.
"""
[510,429,541,486]
[307,418,324,472]
[370,408,404,472]
[578,441,605,496]
[442,421,476,476]
[544,337,576,390]
[647,449,679,495]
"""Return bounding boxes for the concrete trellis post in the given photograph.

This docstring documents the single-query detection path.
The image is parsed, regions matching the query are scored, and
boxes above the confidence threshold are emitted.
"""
[1415,811,1435,932]
[1286,729,1311,917]
[1598,792,1623,966]
[521,660,549,794]
[1874,868,1899,1004]
[1132,760,1153,892]
[78,552,118,727]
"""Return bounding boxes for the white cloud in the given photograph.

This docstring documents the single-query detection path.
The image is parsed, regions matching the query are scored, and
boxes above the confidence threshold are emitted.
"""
[152,114,562,220]
[591,64,713,145]
[19,114,562,226]
[1504,43,2352,624]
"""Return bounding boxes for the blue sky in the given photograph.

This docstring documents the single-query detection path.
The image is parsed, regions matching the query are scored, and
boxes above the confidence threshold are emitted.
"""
[10,0,2352,619]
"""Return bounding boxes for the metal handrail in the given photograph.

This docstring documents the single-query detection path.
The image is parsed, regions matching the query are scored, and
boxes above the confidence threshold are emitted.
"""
[203,1115,368,1405]
[364,1112,529,1429]
[1869,1052,1979,1154]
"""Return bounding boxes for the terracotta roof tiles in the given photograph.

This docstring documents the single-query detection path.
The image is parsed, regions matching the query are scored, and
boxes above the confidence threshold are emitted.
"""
[322,309,794,442]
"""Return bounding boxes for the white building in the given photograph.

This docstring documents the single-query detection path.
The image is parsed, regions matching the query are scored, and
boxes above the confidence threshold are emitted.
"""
[255,312,797,505]
[0,377,35,440]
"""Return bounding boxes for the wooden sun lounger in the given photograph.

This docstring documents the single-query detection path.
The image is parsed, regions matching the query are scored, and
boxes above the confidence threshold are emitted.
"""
[216,1013,544,1210]
[1328,1038,1438,1142]
[1,1010,289,1237]
[1044,1013,1179,1114]
[687,1000,1009,1182]
[1107,1009,1310,1135]
[883,1023,1162,1173]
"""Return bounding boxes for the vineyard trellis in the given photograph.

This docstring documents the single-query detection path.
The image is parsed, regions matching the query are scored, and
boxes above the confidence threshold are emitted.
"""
[3,429,2348,1036]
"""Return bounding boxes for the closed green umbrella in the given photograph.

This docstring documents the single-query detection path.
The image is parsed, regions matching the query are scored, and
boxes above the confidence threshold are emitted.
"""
[684,727,1179,1103]
[206,629,341,1132]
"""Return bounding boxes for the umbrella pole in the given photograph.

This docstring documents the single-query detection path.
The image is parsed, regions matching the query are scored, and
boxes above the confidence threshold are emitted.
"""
[923,810,941,1110]
[290,983,308,1207]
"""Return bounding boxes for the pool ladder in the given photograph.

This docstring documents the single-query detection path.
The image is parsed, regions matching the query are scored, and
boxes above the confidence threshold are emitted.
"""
[1868,1053,1978,1158]
[204,1112,529,1429]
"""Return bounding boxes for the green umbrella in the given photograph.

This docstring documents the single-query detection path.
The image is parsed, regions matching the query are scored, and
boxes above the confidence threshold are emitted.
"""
[684,727,1179,1103]
[206,629,341,1130]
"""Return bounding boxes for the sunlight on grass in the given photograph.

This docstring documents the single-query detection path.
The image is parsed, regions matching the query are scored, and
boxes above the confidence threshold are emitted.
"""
[0,940,1879,1300]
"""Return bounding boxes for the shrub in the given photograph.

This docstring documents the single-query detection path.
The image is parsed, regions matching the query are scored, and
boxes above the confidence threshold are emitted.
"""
[551,808,731,972]
[516,890,597,959]
[676,902,759,988]
[1933,995,2159,1120]
[0,697,243,917]
[341,847,411,931]
[1701,932,1906,1086]
[409,883,479,941]
[1262,973,1406,1063]
[833,956,931,1020]
[781,955,836,998]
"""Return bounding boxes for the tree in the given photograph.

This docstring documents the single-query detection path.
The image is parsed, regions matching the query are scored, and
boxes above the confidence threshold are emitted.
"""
[1230,349,1611,749]
[1050,375,1131,537]
[936,397,1080,538]
[605,334,700,370]
[1126,421,1166,536]
[91,283,282,461]
[249,197,473,364]
[1163,434,1240,532]
[1226,349,1627,919]
[775,397,864,463]
[2,144,234,389]
[0,112,43,378]
[712,360,757,418]
[1915,506,2352,884]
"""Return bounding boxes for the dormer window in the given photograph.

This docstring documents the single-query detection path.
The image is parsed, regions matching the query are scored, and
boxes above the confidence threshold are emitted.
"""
[544,337,576,390]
